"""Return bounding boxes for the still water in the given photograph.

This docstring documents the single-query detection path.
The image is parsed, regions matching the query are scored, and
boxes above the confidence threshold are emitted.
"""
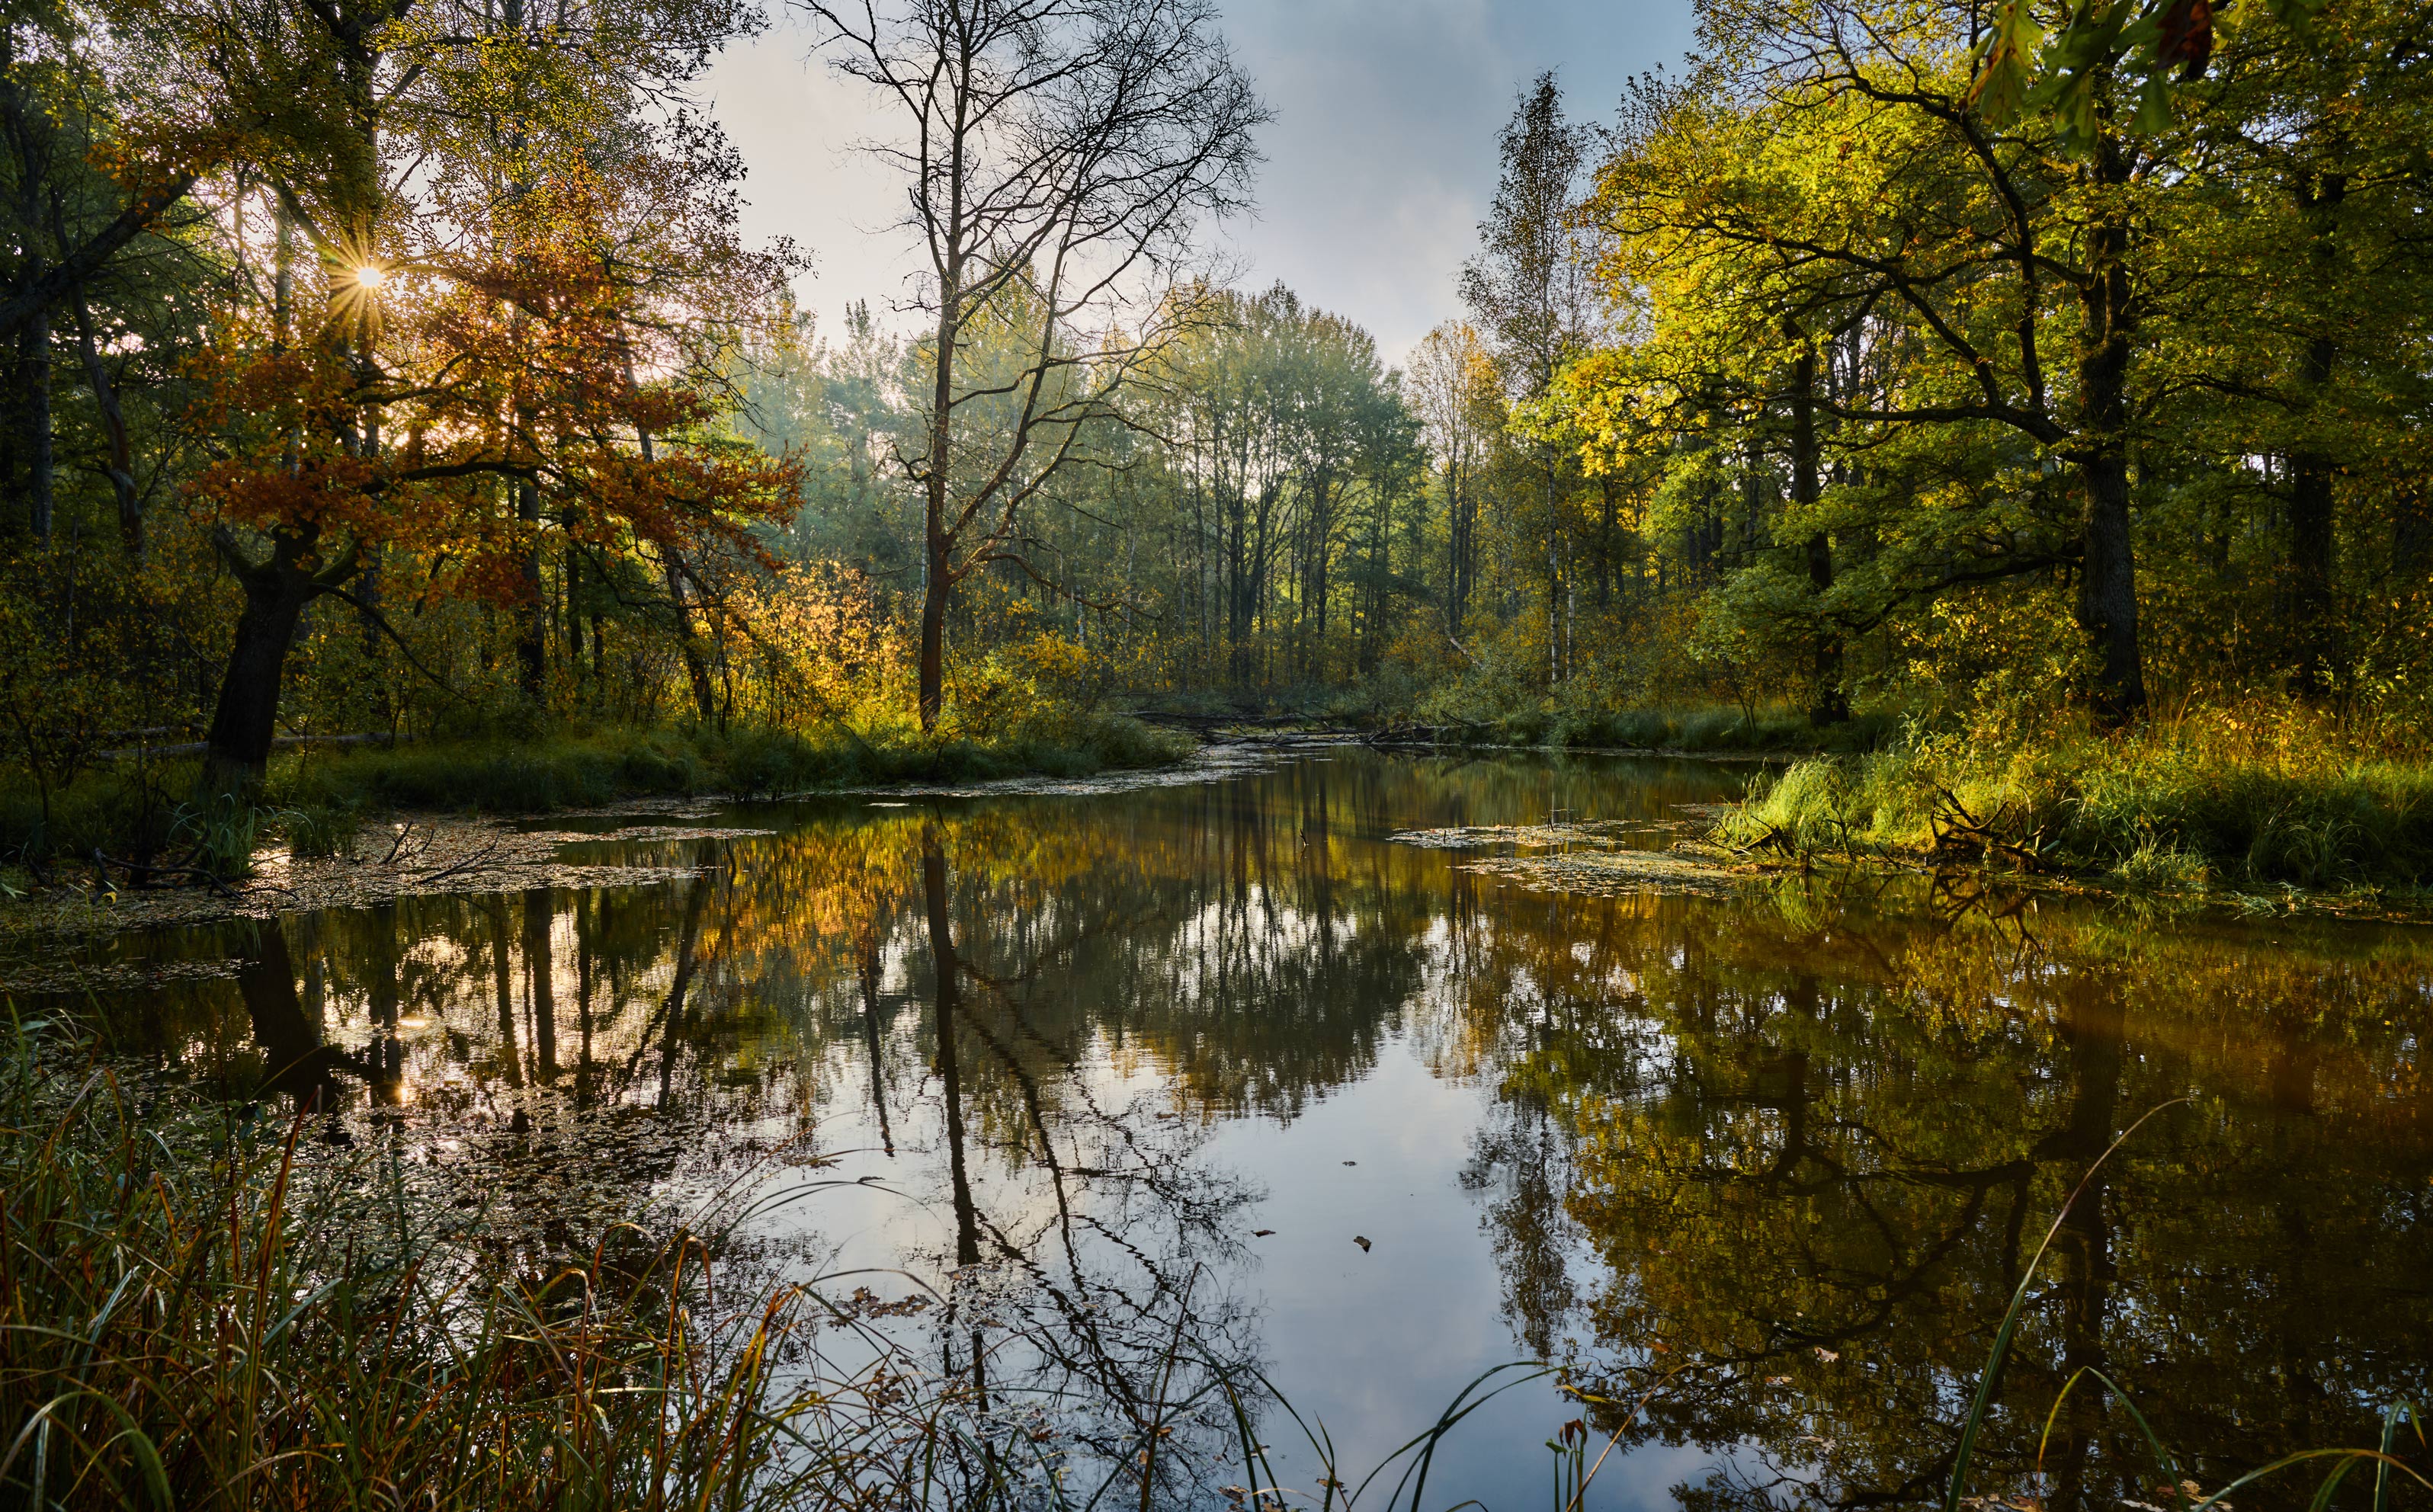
[47,751,2433,1509]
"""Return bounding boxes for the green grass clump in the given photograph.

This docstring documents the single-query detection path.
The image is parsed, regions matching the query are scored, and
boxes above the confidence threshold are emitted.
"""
[1716,709,2433,895]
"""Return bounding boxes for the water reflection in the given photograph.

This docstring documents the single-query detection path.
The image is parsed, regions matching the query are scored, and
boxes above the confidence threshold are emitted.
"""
[58,752,2433,1509]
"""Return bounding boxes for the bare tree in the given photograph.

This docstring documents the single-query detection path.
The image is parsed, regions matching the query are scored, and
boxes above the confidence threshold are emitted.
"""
[801,0,1266,729]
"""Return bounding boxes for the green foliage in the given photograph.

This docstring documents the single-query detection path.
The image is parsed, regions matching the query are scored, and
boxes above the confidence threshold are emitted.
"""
[1719,706,2433,894]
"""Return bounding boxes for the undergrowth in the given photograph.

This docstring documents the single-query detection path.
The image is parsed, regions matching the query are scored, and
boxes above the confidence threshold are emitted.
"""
[0,1015,944,1510]
[1393,689,1894,754]
[1716,706,2433,895]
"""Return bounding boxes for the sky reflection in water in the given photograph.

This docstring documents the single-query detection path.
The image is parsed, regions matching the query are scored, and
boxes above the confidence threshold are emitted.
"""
[67,751,2433,1510]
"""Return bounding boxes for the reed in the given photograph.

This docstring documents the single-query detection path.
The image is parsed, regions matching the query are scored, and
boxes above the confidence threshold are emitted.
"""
[0,1012,998,1510]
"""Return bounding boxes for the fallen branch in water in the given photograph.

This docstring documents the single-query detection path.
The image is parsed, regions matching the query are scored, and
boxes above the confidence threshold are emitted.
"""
[90,850,238,897]
[409,841,502,885]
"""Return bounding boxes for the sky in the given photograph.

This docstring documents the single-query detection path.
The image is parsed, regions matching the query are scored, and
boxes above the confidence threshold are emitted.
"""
[698,0,1698,369]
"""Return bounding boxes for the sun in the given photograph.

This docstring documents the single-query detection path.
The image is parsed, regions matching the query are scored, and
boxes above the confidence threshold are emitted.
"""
[316,227,396,345]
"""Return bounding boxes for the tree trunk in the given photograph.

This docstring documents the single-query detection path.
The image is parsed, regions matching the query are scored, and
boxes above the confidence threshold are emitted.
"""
[1595,476,1617,610]
[17,300,50,541]
[2285,164,2346,700]
[202,533,335,793]
[515,479,545,706]
[566,544,585,694]
[920,245,960,734]
[67,285,139,556]
[2072,140,2146,726]
[919,523,950,732]
[664,553,715,724]
[1789,338,1847,725]
[2076,450,2144,724]
[2287,432,2335,700]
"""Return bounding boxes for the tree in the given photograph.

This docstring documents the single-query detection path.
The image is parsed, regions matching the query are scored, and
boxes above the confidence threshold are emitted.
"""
[188,179,795,787]
[172,0,793,789]
[1462,73,1598,687]
[802,0,1265,731]
[1409,321,1497,649]
[1577,0,2229,722]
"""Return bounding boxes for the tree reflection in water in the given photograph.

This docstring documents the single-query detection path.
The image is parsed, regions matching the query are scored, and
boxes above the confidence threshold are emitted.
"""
[55,751,2433,1509]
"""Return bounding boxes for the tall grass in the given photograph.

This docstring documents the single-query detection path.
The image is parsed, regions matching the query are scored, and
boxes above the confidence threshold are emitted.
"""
[5,1013,2425,1510]
[0,1014,993,1510]
[1717,706,2433,894]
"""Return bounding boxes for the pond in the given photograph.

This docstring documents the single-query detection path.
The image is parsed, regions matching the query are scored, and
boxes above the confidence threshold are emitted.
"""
[30,749,2433,1510]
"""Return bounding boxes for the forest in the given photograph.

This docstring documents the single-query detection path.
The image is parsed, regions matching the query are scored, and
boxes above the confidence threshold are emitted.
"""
[2,0,2429,879]
[7,0,2433,1504]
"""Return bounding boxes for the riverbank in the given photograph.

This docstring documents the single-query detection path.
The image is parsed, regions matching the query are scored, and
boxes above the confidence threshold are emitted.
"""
[0,715,1194,892]
[1715,718,2433,904]
[9,750,2428,1510]
[1141,694,1896,755]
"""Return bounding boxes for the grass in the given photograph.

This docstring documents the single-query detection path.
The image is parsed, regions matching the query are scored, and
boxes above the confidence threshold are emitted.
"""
[0,714,1193,880]
[1715,706,2433,896]
[0,1016,932,1510]
[1941,1102,2426,1512]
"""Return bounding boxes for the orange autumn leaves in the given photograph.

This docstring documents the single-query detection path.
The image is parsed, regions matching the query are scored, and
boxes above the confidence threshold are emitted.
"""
[184,215,800,608]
